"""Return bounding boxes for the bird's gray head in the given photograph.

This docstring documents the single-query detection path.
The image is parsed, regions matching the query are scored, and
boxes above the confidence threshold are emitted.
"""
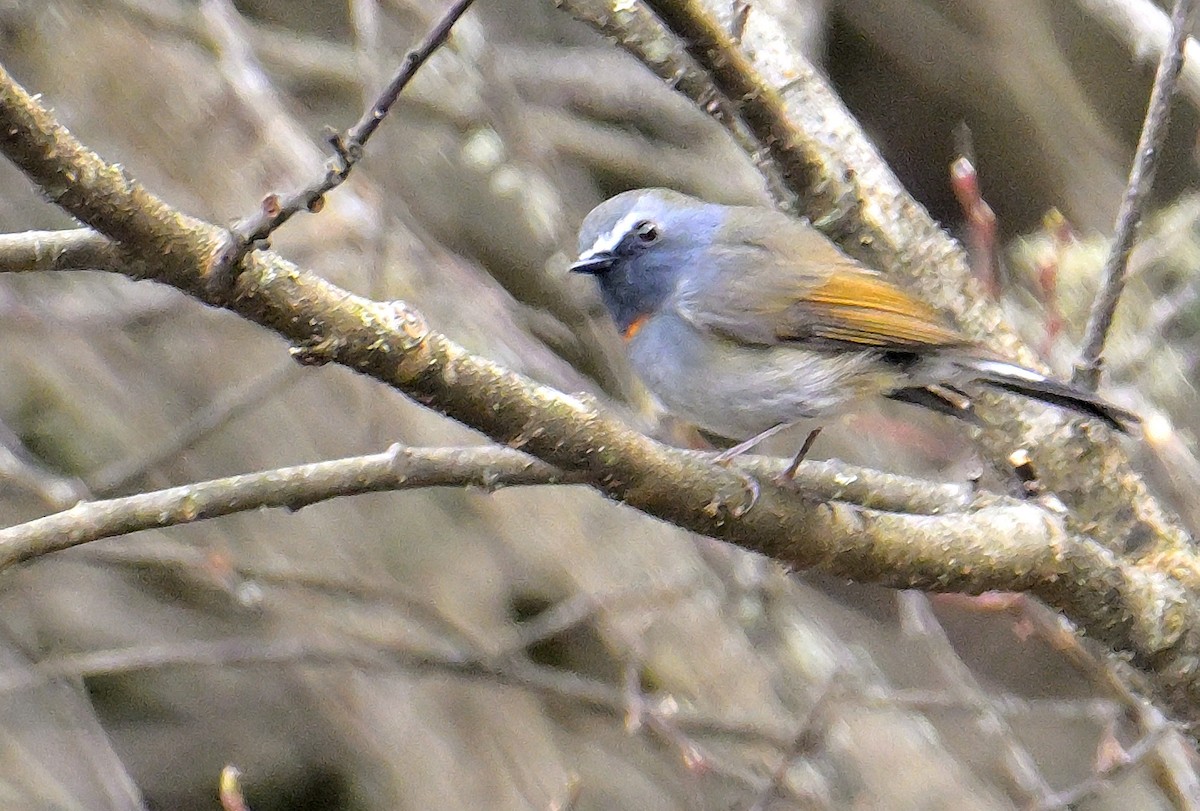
[570,188,724,336]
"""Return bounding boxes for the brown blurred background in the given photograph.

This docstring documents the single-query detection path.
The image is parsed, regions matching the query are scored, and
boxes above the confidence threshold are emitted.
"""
[0,0,1196,809]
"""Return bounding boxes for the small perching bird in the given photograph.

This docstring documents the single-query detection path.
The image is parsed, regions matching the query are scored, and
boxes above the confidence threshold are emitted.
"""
[570,188,1138,474]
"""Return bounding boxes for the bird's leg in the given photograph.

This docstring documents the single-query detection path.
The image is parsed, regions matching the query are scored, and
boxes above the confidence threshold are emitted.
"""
[712,422,792,465]
[781,428,823,480]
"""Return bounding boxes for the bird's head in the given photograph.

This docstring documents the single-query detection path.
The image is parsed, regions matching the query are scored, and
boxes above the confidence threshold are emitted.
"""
[571,188,723,336]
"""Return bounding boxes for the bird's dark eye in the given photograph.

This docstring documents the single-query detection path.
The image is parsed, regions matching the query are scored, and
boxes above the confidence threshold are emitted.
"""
[633,220,660,243]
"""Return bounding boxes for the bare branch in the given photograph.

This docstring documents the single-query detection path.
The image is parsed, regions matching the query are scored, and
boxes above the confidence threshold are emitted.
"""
[0,228,123,273]
[1074,0,1200,109]
[1,636,797,746]
[0,444,571,567]
[1074,0,1200,389]
[0,438,978,567]
[228,0,478,250]
[554,0,792,206]
[629,0,844,213]
[897,593,1053,803]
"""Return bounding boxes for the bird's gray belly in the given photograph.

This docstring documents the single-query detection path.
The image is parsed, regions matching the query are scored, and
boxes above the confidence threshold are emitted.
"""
[627,313,887,439]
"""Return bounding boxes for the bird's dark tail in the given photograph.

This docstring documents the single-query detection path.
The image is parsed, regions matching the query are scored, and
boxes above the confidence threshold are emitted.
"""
[961,357,1140,434]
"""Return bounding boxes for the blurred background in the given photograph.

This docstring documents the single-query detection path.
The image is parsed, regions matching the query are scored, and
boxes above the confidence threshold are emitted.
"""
[0,0,1197,808]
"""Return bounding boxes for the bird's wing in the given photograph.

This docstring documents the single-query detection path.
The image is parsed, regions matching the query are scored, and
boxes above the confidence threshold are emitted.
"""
[675,216,965,350]
[779,266,966,347]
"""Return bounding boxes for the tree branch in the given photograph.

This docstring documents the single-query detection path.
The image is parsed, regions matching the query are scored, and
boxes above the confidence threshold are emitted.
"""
[1074,0,1200,110]
[0,438,987,566]
[1075,0,1200,388]
[228,0,478,250]
[0,228,123,273]
[555,0,792,205]
[0,444,571,567]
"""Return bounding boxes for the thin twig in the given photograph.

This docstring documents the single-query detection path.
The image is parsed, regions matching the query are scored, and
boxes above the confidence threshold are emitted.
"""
[950,127,1001,298]
[1073,0,1200,109]
[0,636,796,747]
[87,359,303,495]
[0,444,574,569]
[746,675,843,811]
[0,417,89,509]
[228,0,477,252]
[1074,0,1200,389]
[871,688,1119,722]
[509,577,701,654]
[1030,723,1175,810]
[897,593,1054,803]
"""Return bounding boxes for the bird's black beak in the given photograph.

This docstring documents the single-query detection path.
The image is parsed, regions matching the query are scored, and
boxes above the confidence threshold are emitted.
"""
[569,252,616,274]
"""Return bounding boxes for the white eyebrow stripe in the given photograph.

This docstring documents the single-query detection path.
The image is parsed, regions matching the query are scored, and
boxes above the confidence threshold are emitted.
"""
[584,210,647,256]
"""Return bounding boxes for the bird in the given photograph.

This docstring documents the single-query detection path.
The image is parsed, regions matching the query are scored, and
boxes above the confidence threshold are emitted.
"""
[569,188,1138,476]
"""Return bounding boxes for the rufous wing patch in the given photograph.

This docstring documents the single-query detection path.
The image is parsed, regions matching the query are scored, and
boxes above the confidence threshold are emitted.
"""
[785,269,964,348]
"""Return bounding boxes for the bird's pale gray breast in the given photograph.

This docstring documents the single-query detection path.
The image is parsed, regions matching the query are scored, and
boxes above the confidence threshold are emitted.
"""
[626,308,887,440]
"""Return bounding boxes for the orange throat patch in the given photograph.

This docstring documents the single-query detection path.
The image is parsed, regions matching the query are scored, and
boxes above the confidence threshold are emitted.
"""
[622,314,649,342]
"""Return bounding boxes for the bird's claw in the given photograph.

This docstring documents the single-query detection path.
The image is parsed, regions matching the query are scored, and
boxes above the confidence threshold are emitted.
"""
[729,469,760,517]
